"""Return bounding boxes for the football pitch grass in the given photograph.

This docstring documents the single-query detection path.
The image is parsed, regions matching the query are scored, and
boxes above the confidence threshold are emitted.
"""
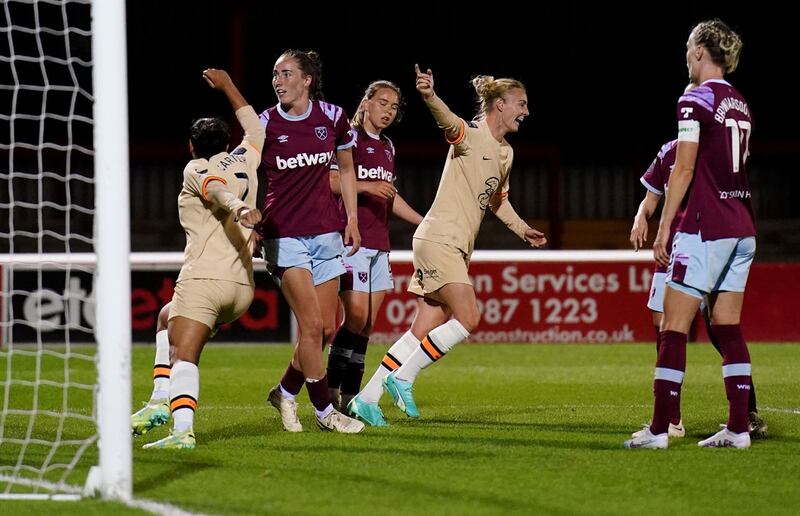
[2,343,799,515]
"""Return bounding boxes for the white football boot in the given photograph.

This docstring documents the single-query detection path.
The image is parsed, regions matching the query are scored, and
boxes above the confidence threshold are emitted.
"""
[624,427,668,449]
[267,385,303,432]
[698,426,751,449]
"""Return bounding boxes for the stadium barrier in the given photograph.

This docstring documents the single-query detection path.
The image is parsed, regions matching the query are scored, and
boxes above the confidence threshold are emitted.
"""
[2,251,797,345]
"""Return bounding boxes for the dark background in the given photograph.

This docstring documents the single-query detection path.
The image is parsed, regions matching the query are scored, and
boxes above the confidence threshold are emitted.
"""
[2,1,798,257]
[128,1,796,158]
[124,1,798,256]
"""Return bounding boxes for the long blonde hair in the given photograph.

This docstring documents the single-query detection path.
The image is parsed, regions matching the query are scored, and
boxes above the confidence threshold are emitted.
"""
[471,75,525,120]
[351,80,404,130]
[691,19,743,74]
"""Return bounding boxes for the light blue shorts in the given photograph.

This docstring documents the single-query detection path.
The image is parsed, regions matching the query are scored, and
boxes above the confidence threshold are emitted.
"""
[341,246,394,293]
[647,271,667,312]
[666,232,756,299]
[262,232,346,287]
[648,270,706,313]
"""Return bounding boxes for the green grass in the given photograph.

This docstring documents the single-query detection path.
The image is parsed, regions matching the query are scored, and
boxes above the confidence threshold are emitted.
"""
[2,343,799,515]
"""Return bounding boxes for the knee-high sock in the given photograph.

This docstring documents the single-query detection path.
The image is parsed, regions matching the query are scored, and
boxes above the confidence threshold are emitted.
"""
[279,362,305,400]
[394,319,470,383]
[653,329,682,425]
[170,361,199,432]
[712,324,752,433]
[306,375,333,418]
[342,335,369,396]
[150,330,171,402]
[708,323,758,414]
[650,330,686,435]
[358,331,419,403]
[327,326,359,390]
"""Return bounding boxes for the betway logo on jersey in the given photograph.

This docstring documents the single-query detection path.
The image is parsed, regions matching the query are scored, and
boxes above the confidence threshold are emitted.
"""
[357,164,393,181]
[276,151,334,170]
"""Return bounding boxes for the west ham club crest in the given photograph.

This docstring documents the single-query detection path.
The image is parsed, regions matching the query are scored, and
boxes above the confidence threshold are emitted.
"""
[314,126,328,140]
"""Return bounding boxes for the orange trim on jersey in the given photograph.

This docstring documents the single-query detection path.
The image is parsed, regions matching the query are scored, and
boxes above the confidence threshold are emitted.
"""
[201,176,227,200]
[382,355,401,371]
[492,191,509,201]
[421,337,443,360]
[445,120,465,145]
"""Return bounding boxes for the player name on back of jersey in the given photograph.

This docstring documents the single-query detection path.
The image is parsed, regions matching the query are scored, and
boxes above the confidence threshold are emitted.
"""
[215,153,247,171]
[357,164,393,182]
[714,96,749,124]
[275,151,334,170]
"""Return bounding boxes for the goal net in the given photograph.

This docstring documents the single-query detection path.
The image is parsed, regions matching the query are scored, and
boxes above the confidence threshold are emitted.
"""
[0,0,130,500]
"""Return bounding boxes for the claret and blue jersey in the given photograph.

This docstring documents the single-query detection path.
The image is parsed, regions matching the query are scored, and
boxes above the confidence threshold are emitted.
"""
[258,100,355,239]
[675,79,755,240]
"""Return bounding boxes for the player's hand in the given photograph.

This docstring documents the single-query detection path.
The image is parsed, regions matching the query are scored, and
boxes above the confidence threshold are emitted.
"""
[203,68,233,91]
[524,227,547,248]
[653,228,670,267]
[414,64,434,100]
[236,207,262,229]
[363,180,397,199]
[630,215,648,251]
[344,218,361,256]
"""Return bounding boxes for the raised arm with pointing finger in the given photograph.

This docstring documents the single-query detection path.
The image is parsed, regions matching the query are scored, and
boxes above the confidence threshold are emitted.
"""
[349,65,545,425]
[415,64,464,143]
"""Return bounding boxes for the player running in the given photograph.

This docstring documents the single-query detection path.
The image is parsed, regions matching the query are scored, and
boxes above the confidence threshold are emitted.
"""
[350,64,546,425]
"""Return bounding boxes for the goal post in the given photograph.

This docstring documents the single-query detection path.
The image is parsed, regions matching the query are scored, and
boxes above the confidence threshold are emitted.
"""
[0,0,131,501]
[91,0,131,501]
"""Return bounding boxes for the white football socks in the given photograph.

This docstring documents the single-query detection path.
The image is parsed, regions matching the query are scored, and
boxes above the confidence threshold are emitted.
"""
[170,360,199,432]
[394,319,469,382]
[150,330,171,402]
[358,331,420,403]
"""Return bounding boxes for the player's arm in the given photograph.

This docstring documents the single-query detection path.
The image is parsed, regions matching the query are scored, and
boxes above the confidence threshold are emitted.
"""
[415,64,466,145]
[630,191,661,251]
[654,142,695,265]
[329,168,396,199]
[202,175,262,229]
[335,148,361,255]
[390,192,424,225]
[203,68,265,154]
[655,92,706,265]
[489,191,546,248]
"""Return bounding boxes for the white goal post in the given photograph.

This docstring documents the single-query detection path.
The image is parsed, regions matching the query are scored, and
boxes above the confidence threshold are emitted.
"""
[0,0,131,501]
[91,0,131,502]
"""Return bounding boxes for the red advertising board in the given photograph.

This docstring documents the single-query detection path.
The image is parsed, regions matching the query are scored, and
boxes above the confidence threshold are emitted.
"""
[0,266,290,344]
[370,260,800,344]
[1,254,797,344]
[718,263,799,342]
